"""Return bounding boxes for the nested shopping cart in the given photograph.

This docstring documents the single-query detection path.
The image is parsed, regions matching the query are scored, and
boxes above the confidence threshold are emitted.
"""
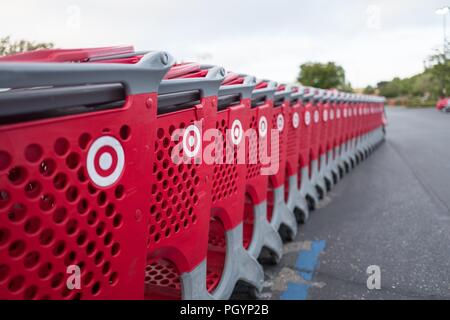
[204,72,264,299]
[305,89,326,201]
[145,63,225,300]
[92,56,228,300]
[326,91,341,183]
[266,85,298,240]
[296,88,319,209]
[0,50,173,299]
[347,94,358,169]
[242,79,283,263]
[281,86,310,224]
[317,90,332,192]
[339,94,352,173]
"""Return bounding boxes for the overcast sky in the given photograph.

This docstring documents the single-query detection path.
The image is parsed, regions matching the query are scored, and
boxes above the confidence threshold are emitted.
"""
[1,0,448,87]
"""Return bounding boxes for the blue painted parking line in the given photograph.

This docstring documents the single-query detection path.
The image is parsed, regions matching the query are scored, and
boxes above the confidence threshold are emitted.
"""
[280,240,326,300]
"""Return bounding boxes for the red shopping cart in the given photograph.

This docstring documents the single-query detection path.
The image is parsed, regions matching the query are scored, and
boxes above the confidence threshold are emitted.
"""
[267,85,298,240]
[297,88,319,208]
[145,64,225,300]
[0,51,173,300]
[308,89,326,199]
[243,79,283,263]
[284,87,310,223]
[205,73,264,299]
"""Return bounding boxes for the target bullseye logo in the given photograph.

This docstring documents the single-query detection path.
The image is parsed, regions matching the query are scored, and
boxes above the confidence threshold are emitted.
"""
[277,114,285,132]
[314,110,320,123]
[323,110,328,122]
[304,111,311,126]
[292,112,300,129]
[87,136,125,188]
[231,119,243,145]
[183,125,201,158]
[259,116,268,138]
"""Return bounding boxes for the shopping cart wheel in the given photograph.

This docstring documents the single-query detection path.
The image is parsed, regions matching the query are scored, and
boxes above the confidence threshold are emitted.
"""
[332,172,338,185]
[338,166,344,179]
[325,178,332,192]
[294,207,307,225]
[315,186,324,200]
[344,162,350,173]
[270,250,282,265]
[279,224,295,243]
[306,195,315,211]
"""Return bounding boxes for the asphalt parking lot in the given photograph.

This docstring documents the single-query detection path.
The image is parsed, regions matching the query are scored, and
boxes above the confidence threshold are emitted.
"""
[261,107,450,300]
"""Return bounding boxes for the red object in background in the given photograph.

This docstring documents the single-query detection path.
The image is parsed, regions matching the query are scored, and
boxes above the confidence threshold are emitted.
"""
[436,98,449,111]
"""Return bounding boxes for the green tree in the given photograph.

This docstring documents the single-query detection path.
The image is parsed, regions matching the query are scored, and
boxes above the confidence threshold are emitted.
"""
[428,52,450,97]
[363,85,376,94]
[0,36,54,56]
[297,62,351,91]
[378,77,405,98]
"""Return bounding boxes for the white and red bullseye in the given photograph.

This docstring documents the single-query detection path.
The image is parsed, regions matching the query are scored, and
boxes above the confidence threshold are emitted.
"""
[259,116,268,138]
[277,114,285,132]
[292,112,300,129]
[87,136,125,188]
[231,119,243,145]
[304,111,311,126]
[183,125,201,158]
[314,110,320,123]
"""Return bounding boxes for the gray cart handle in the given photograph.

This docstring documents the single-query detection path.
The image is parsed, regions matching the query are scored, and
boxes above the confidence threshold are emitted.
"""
[218,75,256,100]
[158,65,225,98]
[0,51,174,95]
